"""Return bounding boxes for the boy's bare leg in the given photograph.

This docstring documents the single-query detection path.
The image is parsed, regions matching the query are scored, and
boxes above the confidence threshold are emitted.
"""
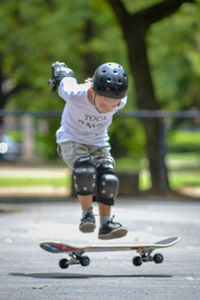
[78,195,111,217]
[98,202,111,217]
[78,195,93,211]
[78,194,93,211]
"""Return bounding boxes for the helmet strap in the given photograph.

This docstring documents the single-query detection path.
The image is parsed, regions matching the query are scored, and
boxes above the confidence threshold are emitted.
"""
[92,91,102,114]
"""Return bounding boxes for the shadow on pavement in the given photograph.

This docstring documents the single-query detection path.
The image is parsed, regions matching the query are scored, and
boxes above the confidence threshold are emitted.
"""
[10,272,172,279]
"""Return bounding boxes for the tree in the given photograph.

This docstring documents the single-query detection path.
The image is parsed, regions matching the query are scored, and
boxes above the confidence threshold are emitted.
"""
[1,0,199,167]
[0,0,90,111]
[106,0,197,193]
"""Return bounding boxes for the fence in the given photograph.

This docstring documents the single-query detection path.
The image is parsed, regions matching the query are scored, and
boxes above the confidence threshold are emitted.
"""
[0,109,200,195]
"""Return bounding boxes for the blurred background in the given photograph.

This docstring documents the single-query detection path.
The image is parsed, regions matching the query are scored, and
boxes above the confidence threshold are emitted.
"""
[0,0,200,200]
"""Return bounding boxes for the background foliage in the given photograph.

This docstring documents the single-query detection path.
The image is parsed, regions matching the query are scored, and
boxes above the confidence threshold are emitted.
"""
[0,0,200,161]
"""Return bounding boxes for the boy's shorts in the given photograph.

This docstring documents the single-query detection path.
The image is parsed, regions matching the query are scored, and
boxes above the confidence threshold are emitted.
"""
[57,141,115,169]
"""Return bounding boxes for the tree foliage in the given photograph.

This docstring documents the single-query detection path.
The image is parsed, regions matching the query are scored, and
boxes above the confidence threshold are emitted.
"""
[0,0,199,189]
[1,0,199,111]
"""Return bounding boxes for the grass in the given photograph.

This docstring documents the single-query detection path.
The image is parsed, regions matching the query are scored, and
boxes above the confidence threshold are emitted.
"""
[167,152,200,171]
[167,130,200,152]
[139,170,200,191]
[0,170,199,191]
[169,172,200,187]
[115,157,142,171]
[0,177,71,187]
[116,153,200,191]
[0,153,199,191]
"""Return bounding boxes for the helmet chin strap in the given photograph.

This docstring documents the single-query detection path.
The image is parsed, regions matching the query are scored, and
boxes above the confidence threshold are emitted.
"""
[92,91,102,114]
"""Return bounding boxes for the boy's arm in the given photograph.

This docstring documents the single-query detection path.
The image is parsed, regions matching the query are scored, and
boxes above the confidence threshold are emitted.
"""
[48,61,75,93]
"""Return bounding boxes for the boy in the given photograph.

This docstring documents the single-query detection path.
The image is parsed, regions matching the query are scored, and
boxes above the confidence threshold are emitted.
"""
[51,61,128,240]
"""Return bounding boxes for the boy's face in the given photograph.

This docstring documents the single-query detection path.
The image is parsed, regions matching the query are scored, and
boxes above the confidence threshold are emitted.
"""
[94,94,120,114]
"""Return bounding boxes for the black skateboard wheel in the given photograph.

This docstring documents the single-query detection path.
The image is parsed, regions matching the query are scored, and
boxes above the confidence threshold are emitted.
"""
[79,256,90,267]
[59,258,69,269]
[153,253,164,264]
[132,256,142,266]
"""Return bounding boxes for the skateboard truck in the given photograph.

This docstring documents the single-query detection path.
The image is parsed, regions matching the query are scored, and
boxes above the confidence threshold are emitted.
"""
[59,248,164,268]
[133,248,164,266]
[59,251,90,269]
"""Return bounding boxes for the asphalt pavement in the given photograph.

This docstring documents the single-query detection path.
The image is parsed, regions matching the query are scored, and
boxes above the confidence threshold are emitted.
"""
[0,198,200,300]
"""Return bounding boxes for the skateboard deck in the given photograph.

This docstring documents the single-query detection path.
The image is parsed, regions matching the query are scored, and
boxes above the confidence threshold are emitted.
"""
[40,236,180,268]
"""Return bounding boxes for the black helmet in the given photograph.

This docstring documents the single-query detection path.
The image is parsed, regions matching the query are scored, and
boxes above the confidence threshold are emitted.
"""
[92,62,128,99]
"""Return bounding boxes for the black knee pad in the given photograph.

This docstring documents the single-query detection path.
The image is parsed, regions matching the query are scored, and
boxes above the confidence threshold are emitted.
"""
[73,156,97,195]
[97,163,119,206]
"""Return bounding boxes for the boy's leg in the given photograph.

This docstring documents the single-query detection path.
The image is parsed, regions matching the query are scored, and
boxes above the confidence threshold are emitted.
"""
[73,155,97,232]
[97,190,127,240]
[98,202,112,228]
[58,141,96,233]
[78,194,93,211]
[98,202,111,216]
[91,145,128,239]
[78,194,96,233]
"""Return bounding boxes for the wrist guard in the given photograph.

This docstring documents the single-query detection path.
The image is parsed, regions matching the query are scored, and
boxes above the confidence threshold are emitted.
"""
[48,61,75,92]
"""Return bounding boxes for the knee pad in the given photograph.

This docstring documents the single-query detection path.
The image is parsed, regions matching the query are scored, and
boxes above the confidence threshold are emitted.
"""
[97,163,119,206]
[73,156,97,195]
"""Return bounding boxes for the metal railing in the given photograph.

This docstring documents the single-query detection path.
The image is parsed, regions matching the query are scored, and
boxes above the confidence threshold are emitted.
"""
[1,109,200,118]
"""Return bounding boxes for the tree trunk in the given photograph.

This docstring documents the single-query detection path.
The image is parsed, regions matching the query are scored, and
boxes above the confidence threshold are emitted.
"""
[125,29,169,193]
[106,0,195,193]
[82,20,100,76]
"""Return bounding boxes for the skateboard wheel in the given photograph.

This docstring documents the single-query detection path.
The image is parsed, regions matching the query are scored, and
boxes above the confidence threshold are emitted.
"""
[132,256,142,266]
[59,258,69,269]
[80,256,90,267]
[153,253,164,264]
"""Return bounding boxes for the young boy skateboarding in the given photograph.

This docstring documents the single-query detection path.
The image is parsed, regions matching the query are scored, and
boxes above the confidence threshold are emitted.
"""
[51,61,129,240]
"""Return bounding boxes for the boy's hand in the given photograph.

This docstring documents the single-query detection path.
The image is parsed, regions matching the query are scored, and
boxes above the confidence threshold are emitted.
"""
[84,78,92,83]
[48,61,75,93]
[48,62,66,93]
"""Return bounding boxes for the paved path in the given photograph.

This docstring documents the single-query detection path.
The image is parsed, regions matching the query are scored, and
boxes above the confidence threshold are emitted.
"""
[0,165,69,178]
[0,199,199,299]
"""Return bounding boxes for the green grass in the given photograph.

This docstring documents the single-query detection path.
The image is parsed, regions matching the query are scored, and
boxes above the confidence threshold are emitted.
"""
[115,157,142,171]
[116,153,200,191]
[139,170,200,191]
[139,171,151,190]
[0,152,199,191]
[168,130,200,152]
[167,152,200,171]
[115,153,200,172]
[169,172,200,187]
[0,171,199,191]
[0,177,71,187]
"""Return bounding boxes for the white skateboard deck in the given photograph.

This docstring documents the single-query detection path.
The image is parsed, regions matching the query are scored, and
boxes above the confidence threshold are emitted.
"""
[40,237,180,254]
[40,237,180,268]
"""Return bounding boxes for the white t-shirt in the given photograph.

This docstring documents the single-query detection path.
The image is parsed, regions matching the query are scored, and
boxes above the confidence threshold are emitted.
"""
[56,77,127,146]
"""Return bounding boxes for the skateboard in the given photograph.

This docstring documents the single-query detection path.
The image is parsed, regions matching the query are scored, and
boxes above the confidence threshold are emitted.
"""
[40,236,180,269]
